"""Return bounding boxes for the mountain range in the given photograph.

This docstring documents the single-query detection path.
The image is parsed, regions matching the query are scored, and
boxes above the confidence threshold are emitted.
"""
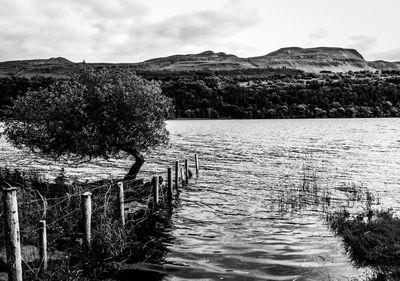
[1,47,400,77]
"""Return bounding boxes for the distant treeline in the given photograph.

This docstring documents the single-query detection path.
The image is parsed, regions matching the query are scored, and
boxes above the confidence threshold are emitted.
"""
[1,68,400,119]
[141,69,400,119]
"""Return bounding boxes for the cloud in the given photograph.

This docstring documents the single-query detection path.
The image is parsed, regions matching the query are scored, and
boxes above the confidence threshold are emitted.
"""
[0,0,150,61]
[366,48,400,62]
[308,28,329,45]
[2,0,395,63]
[107,1,262,61]
[348,35,377,52]
[0,0,262,62]
[147,10,258,44]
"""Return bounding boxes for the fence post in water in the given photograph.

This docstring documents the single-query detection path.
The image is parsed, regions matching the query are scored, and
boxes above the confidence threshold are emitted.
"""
[195,154,199,175]
[185,159,189,184]
[180,167,185,185]
[167,167,173,204]
[117,182,125,226]
[152,176,159,205]
[81,192,92,252]
[2,187,22,281]
[39,220,48,271]
[175,161,179,190]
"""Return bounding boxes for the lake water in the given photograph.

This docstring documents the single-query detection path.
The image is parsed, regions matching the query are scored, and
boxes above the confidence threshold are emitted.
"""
[1,118,400,280]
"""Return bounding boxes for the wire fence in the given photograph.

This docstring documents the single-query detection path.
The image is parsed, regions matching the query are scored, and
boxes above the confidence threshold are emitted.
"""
[0,154,199,280]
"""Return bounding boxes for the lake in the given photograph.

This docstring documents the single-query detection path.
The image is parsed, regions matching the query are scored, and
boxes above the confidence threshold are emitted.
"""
[1,118,400,280]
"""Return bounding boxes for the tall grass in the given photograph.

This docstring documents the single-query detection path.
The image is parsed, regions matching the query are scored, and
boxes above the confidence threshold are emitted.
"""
[327,202,400,280]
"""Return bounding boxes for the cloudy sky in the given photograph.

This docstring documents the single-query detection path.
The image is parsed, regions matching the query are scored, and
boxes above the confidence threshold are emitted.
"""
[1,0,399,62]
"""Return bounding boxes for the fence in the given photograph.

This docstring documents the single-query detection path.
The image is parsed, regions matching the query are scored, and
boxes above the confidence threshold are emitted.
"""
[1,154,200,281]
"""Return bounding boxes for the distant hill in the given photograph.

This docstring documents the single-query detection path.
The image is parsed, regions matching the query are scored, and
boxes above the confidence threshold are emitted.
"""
[134,50,257,71]
[367,60,400,71]
[248,47,374,73]
[1,47,400,77]
[0,57,76,77]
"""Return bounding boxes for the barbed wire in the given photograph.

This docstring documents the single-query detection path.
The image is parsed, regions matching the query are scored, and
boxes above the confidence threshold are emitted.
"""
[27,208,81,234]
[7,176,154,209]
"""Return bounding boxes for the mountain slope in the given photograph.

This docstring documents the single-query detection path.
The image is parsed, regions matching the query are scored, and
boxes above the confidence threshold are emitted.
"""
[248,47,374,73]
[0,57,76,77]
[367,60,400,71]
[133,50,257,71]
[1,47,400,77]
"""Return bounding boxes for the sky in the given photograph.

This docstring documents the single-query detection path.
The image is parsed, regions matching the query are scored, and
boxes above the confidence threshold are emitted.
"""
[1,0,400,62]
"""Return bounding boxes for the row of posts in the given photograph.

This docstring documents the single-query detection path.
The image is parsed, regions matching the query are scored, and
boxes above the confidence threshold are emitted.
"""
[2,154,199,281]
[152,155,199,206]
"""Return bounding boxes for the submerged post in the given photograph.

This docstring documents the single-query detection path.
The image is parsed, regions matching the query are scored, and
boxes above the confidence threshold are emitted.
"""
[117,182,125,226]
[2,187,22,281]
[81,192,92,252]
[185,159,189,184]
[175,161,179,190]
[152,176,159,205]
[167,167,173,204]
[39,220,48,271]
[195,154,199,175]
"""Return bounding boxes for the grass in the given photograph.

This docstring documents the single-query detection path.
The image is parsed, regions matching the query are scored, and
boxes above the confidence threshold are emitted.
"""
[0,167,174,280]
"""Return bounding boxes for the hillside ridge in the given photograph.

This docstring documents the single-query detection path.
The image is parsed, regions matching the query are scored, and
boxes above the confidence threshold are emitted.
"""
[1,47,399,77]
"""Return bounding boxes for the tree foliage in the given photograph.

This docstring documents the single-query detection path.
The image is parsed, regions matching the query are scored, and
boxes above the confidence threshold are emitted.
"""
[0,76,55,118]
[4,67,172,173]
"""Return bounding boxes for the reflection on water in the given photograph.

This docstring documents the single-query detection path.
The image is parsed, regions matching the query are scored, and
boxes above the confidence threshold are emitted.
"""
[2,119,400,280]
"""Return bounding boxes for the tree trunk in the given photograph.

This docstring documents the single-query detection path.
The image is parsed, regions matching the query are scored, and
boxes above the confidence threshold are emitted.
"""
[123,148,144,180]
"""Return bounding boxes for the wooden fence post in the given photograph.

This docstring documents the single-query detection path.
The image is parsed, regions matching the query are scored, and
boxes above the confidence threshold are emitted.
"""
[81,192,92,252]
[175,161,179,190]
[152,176,159,205]
[167,167,172,204]
[117,182,125,226]
[195,154,199,175]
[2,187,22,281]
[180,167,185,185]
[39,220,48,271]
[185,159,189,184]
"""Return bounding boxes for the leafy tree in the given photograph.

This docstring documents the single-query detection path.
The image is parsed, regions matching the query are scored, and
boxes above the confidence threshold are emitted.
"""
[4,67,172,179]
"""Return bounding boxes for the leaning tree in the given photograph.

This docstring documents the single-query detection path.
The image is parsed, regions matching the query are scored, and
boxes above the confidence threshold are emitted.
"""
[4,66,173,180]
